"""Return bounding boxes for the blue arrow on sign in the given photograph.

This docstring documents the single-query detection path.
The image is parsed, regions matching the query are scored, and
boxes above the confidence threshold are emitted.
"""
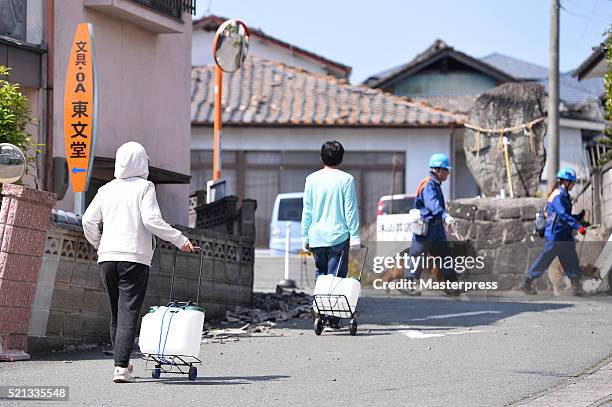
[71,167,86,175]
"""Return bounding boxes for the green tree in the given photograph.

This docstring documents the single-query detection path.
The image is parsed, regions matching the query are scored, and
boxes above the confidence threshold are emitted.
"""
[0,65,41,182]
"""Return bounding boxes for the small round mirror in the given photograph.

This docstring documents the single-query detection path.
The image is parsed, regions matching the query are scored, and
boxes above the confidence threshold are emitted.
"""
[213,19,250,73]
[0,143,26,184]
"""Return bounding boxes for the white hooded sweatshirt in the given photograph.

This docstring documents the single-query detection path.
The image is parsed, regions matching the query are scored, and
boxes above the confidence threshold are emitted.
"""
[82,142,189,266]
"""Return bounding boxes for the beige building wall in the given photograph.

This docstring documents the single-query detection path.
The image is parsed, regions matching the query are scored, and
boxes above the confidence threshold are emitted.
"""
[53,0,192,225]
[21,86,44,190]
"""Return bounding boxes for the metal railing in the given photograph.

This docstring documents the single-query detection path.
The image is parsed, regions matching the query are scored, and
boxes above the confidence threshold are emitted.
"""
[132,0,196,18]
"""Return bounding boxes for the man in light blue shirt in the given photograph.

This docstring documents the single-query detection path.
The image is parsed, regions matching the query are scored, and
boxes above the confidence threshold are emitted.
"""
[302,141,361,281]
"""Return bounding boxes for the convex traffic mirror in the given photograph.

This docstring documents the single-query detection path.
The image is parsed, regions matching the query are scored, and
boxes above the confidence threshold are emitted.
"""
[0,143,26,184]
[213,19,250,73]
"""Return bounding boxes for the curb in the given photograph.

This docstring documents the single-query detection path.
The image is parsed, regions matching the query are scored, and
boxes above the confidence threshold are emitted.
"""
[511,355,612,406]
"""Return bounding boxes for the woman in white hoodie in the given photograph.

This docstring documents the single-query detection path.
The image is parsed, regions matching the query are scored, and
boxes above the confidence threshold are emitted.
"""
[82,141,193,383]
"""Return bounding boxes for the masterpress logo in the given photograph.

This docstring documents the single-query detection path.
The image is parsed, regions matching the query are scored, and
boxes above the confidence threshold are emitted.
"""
[372,277,499,292]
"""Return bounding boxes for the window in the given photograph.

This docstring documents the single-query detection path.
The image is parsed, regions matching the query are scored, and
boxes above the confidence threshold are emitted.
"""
[382,198,414,215]
[278,198,303,222]
[0,0,26,41]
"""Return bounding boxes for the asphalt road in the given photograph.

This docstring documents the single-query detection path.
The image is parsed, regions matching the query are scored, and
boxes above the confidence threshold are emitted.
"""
[253,249,316,292]
[2,292,612,407]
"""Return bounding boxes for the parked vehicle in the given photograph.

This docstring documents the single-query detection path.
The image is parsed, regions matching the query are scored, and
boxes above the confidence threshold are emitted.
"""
[376,194,416,215]
[376,194,416,243]
[269,192,304,255]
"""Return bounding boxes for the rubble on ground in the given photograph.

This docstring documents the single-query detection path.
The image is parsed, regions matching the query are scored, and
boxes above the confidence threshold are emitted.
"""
[223,291,313,324]
[203,290,314,344]
[203,322,277,343]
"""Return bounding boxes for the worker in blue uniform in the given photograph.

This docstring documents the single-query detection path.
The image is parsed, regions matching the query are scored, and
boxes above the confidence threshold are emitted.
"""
[403,153,459,296]
[521,167,588,296]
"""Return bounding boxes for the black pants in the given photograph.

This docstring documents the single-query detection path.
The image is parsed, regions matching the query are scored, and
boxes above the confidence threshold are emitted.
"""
[100,261,149,368]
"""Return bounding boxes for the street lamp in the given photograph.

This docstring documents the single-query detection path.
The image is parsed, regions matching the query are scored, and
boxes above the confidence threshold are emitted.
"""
[208,19,249,203]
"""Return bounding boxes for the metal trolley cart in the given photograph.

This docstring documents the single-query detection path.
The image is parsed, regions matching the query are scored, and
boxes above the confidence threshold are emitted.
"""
[144,343,200,381]
[140,247,205,381]
[312,245,368,336]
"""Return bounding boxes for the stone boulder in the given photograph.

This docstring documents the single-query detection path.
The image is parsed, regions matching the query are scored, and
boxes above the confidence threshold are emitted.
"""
[463,83,547,197]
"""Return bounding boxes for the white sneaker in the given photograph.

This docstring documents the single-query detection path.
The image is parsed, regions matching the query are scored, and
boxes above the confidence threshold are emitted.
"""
[113,366,134,383]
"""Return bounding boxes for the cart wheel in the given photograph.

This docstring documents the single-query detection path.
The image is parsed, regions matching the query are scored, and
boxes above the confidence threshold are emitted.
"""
[314,317,323,336]
[152,366,161,379]
[188,366,198,381]
[349,319,357,336]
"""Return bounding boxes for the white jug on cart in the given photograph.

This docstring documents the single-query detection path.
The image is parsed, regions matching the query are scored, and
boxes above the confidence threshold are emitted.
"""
[139,305,205,358]
[313,275,361,319]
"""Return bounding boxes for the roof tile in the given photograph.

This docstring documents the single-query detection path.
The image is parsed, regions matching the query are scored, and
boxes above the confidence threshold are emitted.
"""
[192,58,464,128]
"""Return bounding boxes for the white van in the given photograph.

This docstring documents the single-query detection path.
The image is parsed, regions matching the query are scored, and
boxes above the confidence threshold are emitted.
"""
[269,192,304,255]
[376,194,416,242]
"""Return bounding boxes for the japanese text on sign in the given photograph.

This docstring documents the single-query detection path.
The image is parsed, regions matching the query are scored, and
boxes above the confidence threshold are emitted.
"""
[64,23,96,192]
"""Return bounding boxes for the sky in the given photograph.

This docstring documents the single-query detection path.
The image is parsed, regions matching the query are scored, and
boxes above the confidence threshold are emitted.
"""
[194,0,612,83]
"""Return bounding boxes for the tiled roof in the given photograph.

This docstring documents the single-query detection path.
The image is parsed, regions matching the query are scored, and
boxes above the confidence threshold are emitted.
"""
[51,209,82,230]
[364,39,450,86]
[537,72,604,106]
[191,58,464,128]
[481,53,604,105]
[418,95,478,115]
[480,53,549,80]
[193,15,351,79]
[363,40,514,88]
[421,84,604,121]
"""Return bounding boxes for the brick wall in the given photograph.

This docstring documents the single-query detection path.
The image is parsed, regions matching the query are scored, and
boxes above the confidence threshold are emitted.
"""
[0,185,56,357]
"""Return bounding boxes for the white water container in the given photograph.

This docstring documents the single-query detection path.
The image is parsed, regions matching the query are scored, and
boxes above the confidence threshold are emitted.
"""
[138,306,205,358]
[313,275,361,318]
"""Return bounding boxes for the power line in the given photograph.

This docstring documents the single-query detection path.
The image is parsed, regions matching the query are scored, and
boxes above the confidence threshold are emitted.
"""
[561,0,598,43]
[560,0,612,23]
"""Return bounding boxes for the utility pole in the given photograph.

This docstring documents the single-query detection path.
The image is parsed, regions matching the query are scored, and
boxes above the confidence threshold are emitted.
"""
[547,0,560,191]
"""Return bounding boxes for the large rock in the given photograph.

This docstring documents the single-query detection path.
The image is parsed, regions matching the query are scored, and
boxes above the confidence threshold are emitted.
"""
[464,83,547,197]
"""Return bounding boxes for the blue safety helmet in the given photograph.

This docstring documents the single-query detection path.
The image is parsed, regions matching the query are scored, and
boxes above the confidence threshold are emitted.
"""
[429,153,451,170]
[556,167,577,182]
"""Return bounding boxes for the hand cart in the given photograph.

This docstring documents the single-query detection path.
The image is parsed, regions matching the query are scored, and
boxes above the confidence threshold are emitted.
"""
[312,245,368,336]
[140,246,205,381]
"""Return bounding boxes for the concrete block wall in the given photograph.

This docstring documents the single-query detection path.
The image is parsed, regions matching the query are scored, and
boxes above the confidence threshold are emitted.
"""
[28,225,110,351]
[149,227,254,319]
[27,207,255,352]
